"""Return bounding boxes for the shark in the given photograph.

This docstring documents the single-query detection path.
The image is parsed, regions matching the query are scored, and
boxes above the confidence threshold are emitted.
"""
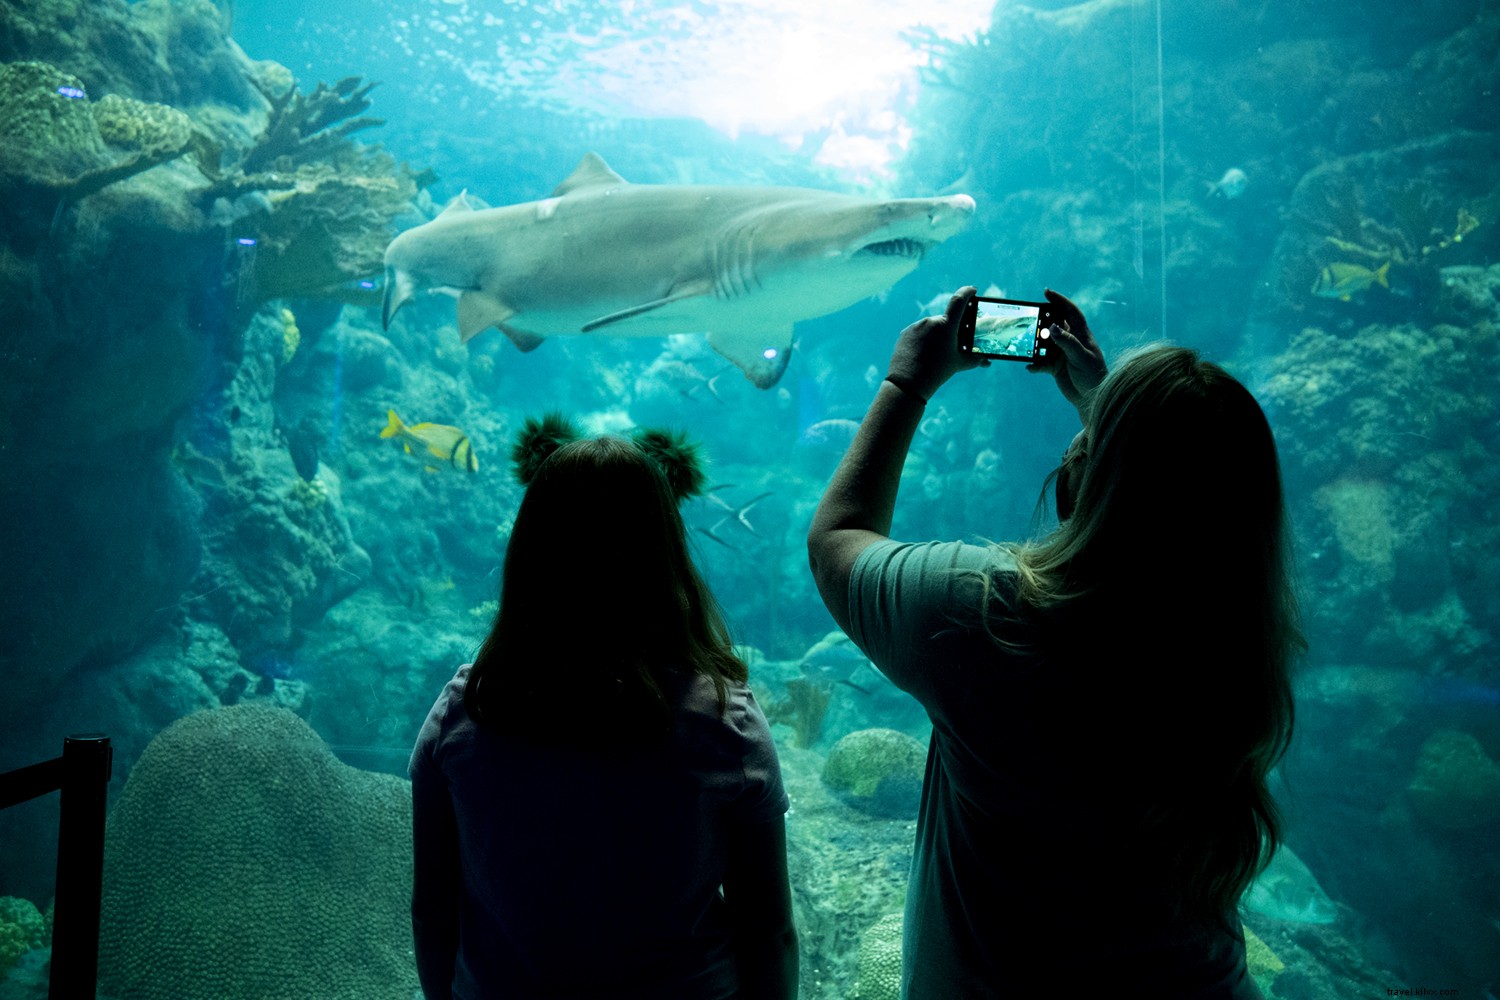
[382,152,976,388]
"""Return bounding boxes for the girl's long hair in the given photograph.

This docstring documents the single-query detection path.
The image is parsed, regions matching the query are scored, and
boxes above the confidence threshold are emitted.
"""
[997,345,1302,928]
[465,436,746,746]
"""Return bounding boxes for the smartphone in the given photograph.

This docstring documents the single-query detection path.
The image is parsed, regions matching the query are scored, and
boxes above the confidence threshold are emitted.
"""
[960,296,1055,362]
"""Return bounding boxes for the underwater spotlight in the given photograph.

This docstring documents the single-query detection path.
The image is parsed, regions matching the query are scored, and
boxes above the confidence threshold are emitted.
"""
[236,237,257,247]
[763,347,779,360]
[56,86,86,99]
[359,280,376,289]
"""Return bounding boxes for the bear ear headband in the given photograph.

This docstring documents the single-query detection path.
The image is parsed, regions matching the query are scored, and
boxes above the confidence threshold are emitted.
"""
[510,411,707,503]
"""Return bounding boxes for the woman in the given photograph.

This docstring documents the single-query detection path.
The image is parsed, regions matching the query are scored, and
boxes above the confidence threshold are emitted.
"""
[412,415,798,1000]
[807,288,1300,998]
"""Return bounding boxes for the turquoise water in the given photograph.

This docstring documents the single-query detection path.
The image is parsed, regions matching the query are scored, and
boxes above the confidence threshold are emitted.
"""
[0,0,1497,996]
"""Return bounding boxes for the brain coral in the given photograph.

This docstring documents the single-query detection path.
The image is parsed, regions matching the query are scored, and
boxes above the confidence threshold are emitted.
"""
[0,896,46,980]
[97,705,417,999]
[822,728,927,820]
[850,911,903,1000]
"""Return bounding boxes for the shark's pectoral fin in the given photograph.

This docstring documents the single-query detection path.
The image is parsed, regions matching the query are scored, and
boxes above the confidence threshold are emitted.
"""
[457,290,517,343]
[707,326,794,389]
[382,267,416,330]
[501,326,545,352]
[581,281,713,332]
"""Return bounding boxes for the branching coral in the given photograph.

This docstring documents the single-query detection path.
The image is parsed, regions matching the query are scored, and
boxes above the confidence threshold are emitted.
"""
[766,677,833,749]
[196,74,420,301]
[240,75,384,176]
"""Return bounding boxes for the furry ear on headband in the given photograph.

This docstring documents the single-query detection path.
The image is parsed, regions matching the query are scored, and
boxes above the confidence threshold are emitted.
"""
[632,427,707,502]
[510,414,708,503]
[511,411,581,486]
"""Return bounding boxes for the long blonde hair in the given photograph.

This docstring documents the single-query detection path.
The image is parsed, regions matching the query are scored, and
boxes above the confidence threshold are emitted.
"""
[998,345,1302,927]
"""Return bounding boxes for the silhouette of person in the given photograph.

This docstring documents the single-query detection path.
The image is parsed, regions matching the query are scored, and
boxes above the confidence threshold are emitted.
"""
[808,288,1299,998]
[412,415,798,1000]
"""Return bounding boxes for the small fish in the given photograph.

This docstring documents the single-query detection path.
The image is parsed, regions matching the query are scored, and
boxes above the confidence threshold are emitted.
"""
[697,486,772,549]
[1241,844,1337,924]
[1205,167,1248,199]
[1312,260,1390,301]
[380,409,478,473]
[918,405,954,442]
[799,418,861,448]
[799,630,885,694]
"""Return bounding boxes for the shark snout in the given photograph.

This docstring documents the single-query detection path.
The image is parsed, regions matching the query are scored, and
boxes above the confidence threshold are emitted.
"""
[930,193,976,230]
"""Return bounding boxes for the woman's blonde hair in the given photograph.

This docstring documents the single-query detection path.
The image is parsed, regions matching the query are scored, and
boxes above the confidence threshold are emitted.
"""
[997,344,1302,927]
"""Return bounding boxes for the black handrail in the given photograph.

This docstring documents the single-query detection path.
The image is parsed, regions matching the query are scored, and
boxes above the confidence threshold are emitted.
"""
[0,733,112,1000]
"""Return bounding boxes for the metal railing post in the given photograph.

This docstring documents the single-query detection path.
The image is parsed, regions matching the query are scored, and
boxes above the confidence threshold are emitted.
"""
[49,733,112,1000]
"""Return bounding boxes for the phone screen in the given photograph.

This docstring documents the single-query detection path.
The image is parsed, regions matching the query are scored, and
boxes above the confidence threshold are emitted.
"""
[964,297,1051,361]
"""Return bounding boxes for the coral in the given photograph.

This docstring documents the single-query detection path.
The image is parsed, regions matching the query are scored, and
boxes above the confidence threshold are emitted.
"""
[1244,925,1285,989]
[765,678,833,750]
[1315,479,1394,573]
[240,76,382,176]
[0,62,206,205]
[1262,320,1492,481]
[279,307,301,363]
[849,912,903,1000]
[1405,729,1500,831]
[822,729,927,820]
[0,896,46,979]
[97,705,418,999]
[241,166,417,301]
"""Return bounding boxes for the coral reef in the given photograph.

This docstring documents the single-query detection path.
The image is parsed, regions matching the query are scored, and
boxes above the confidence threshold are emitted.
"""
[822,729,927,820]
[1260,268,1500,669]
[1405,729,1500,831]
[97,705,417,999]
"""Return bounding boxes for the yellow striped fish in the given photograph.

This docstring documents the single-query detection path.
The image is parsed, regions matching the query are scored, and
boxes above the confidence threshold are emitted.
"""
[380,409,478,474]
[1312,260,1390,301]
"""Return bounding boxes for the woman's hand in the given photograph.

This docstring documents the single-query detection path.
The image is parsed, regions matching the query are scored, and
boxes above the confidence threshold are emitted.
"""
[1031,288,1107,418]
[885,286,988,401]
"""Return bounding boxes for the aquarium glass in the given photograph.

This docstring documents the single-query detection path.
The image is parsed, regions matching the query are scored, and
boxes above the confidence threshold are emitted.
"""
[0,0,1497,996]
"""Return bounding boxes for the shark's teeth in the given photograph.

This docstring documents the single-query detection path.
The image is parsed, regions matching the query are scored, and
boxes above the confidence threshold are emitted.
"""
[859,238,927,259]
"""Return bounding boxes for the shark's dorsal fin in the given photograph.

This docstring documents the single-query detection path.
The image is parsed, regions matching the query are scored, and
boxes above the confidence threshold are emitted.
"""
[552,153,628,198]
[439,190,487,218]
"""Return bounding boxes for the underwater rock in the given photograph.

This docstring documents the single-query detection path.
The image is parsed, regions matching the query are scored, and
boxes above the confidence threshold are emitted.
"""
[0,0,259,114]
[97,704,417,999]
[1405,729,1500,831]
[822,728,926,820]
